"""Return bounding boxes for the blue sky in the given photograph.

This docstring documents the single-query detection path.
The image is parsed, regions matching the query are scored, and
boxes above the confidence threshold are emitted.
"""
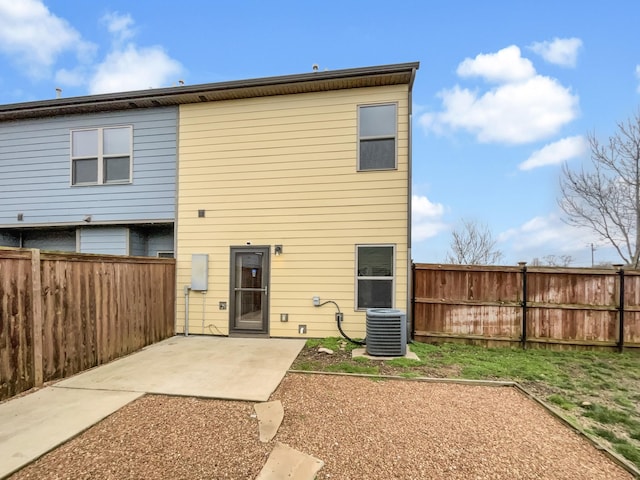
[1,0,638,266]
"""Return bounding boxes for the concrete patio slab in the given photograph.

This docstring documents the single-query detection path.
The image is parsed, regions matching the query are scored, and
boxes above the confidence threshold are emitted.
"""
[1,335,305,479]
[0,387,142,479]
[56,336,306,402]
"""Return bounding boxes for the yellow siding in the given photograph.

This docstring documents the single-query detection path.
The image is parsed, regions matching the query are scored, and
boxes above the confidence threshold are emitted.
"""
[176,85,410,338]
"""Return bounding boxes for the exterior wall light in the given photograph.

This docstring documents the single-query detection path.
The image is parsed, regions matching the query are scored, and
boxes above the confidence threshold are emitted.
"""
[274,244,283,256]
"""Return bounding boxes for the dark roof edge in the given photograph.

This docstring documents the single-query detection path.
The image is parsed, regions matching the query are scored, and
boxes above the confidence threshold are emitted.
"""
[0,62,420,115]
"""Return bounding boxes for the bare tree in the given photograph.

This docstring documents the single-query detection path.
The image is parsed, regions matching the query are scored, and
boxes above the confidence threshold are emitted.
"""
[560,111,640,267]
[446,219,504,265]
[530,254,574,267]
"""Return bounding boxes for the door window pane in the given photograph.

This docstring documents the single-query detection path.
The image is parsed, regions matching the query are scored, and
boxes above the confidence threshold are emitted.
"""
[72,130,98,157]
[236,253,263,289]
[73,158,98,184]
[104,156,130,182]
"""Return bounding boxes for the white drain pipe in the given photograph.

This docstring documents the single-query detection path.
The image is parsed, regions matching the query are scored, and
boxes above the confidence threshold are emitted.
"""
[184,285,191,336]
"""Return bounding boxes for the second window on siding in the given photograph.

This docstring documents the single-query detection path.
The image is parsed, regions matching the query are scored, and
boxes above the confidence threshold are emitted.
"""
[356,245,395,309]
[358,104,397,171]
[71,126,132,185]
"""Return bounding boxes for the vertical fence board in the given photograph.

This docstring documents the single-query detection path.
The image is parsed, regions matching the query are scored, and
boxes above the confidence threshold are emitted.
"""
[623,272,640,344]
[0,250,34,399]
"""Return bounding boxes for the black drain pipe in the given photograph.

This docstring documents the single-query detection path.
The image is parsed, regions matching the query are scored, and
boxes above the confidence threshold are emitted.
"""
[615,265,625,352]
[519,262,528,349]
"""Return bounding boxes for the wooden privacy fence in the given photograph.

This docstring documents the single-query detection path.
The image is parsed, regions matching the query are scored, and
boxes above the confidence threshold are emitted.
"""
[0,248,175,401]
[413,263,640,351]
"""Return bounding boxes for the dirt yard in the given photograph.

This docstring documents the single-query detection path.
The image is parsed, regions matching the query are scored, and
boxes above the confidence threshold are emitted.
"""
[10,373,633,480]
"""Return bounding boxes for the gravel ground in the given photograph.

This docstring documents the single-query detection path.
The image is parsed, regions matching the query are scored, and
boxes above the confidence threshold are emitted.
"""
[11,373,634,480]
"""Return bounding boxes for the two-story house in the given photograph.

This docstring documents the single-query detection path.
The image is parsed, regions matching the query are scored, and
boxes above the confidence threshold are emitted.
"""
[0,62,419,339]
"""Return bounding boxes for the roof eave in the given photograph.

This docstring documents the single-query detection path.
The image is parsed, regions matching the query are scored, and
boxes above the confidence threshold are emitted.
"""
[0,62,420,122]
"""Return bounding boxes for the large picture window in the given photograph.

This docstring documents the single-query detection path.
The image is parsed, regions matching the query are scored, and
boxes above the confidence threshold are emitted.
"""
[358,104,397,171]
[71,126,132,185]
[356,245,395,309]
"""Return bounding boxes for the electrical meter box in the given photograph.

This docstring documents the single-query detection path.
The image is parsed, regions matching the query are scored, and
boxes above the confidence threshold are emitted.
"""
[191,254,209,291]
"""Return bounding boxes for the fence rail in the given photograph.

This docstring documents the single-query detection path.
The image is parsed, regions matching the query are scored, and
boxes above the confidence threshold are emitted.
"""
[0,248,175,401]
[412,263,640,351]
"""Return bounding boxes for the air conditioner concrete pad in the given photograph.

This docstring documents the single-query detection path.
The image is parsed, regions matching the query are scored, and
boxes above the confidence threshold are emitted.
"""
[256,442,324,480]
[254,400,284,443]
[351,347,419,361]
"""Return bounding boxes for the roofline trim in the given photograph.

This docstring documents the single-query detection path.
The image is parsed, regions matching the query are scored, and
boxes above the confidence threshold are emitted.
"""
[0,62,420,116]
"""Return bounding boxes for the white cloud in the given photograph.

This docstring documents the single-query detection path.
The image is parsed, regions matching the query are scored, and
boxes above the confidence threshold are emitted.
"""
[422,77,578,144]
[498,213,600,257]
[518,135,587,171]
[457,46,535,83]
[412,195,448,241]
[529,37,583,68]
[102,11,135,47]
[0,0,96,78]
[0,2,182,95]
[86,11,183,94]
[89,44,183,94]
[420,45,579,145]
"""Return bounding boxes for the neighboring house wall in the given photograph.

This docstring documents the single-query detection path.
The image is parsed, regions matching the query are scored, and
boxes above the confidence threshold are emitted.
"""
[78,227,128,255]
[0,107,177,226]
[176,85,410,338]
[128,225,174,257]
[23,229,76,251]
[147,226,174,256]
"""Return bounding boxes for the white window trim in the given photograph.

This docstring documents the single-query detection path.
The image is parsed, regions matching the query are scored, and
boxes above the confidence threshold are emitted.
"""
[355,243,396,311]
[70,125,133,186]
[357,103,398,172]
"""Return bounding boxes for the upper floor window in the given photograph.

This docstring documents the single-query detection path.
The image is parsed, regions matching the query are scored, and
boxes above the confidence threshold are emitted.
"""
[358,104,397,171]
[71,126,132,185]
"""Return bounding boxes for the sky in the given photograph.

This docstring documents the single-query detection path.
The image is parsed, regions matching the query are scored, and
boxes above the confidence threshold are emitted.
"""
[1,0,638,266]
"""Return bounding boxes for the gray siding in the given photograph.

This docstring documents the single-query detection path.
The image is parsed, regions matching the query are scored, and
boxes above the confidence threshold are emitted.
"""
[129,228,147,256]
[0,107,177,226]
[23,229,76,251]
[147,227,174,256]
[78,226,128,255]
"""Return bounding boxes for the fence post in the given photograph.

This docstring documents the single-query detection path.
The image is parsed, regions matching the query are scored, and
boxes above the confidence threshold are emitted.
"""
[411,263,416,339]
[518,262,528,349]
[613,264,625,352]
[30,249,43,387]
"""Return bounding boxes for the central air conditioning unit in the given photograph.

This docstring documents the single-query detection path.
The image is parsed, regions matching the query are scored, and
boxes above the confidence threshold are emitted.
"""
[365,308,407,356]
